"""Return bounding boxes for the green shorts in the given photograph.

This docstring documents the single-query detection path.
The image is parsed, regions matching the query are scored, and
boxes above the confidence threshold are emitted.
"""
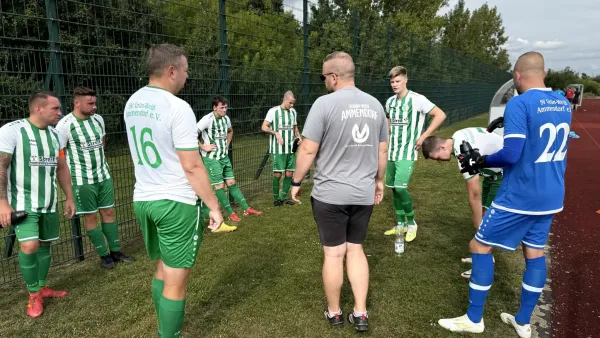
[385,160,415,189]
[482,175,502,209]
[73,178,115,214]
[203,156,235,185]
[15,212,59,243]
[272,153,296,172]
[134,200,204,268]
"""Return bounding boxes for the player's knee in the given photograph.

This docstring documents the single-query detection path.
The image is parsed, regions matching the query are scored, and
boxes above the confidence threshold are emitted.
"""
[215,183,225,190]
[274,172,282,179]
[323,244,347,258]
[225,179,236,186]
[84,212,98,222]
[99,208,115,220]
[20,240,40,254]
[469,239,491,254]
[285,171,293,177]
[523,246,545,260]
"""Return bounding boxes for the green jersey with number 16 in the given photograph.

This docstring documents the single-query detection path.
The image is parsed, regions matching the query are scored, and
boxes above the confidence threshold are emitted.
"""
[124,86,200,206]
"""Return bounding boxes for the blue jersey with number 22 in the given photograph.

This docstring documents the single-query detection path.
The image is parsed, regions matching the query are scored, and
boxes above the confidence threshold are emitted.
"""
[492,88,572,215]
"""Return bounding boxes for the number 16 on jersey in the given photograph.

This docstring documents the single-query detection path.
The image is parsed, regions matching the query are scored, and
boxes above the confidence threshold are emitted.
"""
[130,126,163,168]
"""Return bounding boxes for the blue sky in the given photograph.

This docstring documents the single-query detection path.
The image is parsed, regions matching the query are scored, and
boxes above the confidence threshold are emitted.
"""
[285,0,598,76]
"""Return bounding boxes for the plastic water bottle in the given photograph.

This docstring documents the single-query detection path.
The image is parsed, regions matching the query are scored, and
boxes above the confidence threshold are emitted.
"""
[394,225,405,256]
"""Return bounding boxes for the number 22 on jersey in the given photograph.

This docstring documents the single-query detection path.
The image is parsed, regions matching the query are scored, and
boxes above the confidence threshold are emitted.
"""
[130,126,163,168]
[535,122,570,163]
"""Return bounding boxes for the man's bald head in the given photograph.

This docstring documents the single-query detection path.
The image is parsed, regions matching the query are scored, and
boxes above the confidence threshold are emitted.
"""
[323,51,355,80]
[283,90,295,100]
[514,52,545,78]
[513,51,547,94]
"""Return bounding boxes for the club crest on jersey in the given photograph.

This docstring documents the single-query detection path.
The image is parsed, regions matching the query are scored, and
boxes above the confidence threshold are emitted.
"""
[352,124,370,144]
[95,124,102,134]
[51,138,59,150]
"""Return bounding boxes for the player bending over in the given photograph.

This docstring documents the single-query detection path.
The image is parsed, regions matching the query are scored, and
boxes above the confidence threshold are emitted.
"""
[421,119,504,279]
[438,52,572,338]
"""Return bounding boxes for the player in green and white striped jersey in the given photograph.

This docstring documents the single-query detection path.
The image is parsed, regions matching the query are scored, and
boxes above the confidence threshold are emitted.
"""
[384,66,447,241]
[56,87,134,270]
[197,96,263,223]
[421,126,503,279]
[0,91,75,318]
[261,91,302,206]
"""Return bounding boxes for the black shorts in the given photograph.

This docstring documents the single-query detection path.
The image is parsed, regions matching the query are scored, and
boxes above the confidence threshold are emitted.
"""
[311,197,374,247]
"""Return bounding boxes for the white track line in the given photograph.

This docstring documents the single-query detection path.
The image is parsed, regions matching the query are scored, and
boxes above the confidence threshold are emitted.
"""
[573,114,600,150]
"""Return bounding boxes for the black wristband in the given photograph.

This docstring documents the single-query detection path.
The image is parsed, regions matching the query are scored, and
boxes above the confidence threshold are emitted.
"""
[291,180,302,187]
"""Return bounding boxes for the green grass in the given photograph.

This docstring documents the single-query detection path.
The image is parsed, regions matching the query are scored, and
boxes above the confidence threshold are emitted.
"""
[0,114,527,337]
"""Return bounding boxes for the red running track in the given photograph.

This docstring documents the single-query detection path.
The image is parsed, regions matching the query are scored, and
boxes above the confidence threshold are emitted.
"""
[551,98,600,338]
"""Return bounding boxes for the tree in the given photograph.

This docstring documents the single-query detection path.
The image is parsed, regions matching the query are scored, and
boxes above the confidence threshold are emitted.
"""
[440,0,511,70]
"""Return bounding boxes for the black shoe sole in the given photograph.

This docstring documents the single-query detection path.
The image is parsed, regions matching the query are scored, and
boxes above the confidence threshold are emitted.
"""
[348,314,368,332]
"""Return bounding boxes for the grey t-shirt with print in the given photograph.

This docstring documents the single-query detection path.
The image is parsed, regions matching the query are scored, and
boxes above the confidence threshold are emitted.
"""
[302,87,388,205]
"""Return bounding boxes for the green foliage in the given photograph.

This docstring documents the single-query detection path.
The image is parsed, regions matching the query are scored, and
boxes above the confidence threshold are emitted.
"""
[440,0,511,70]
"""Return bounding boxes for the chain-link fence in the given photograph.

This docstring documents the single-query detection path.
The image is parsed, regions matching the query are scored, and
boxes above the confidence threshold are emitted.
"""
[0,0,511,284]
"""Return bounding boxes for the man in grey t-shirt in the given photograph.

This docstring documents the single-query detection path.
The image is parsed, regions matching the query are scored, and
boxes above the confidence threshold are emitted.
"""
[290,51,388,332]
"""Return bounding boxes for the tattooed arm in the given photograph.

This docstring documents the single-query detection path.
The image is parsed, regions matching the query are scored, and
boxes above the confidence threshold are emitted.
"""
[0,153,14,227]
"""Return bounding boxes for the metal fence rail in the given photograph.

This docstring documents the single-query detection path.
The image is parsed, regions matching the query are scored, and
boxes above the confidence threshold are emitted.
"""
[0,0,511,284]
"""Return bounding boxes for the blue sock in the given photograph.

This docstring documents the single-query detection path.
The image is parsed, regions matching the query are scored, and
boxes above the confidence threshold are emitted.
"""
[466,253,494,323]
[515,256,546,325]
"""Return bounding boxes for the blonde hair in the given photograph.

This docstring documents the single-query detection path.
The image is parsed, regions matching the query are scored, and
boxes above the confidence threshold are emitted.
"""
[389,66,408,79]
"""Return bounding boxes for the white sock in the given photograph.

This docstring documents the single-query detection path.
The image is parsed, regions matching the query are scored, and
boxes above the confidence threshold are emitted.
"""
[353,309,368,317]
[327,309,342,317]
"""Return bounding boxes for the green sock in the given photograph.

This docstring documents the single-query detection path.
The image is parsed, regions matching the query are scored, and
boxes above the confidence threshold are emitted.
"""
[101,222,121,252]
[86,226,109,257]
[215,188,234,215]
[152,278,165,335]
[37,245,51,287]
[281,176,292,200]
[159,296,186,338]
[272,176,281,201]
[392,189,406,224]
[397,188,415,224]
[18,250,40,292]
[228,184,249,210]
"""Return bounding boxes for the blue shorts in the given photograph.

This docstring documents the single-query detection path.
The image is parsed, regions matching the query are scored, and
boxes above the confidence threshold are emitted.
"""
[474,206,554,251]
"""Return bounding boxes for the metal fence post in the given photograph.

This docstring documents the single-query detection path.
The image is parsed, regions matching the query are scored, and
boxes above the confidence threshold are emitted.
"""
[352,9,359,70]
[3,226,16,258]
[45,0,84,260]
[302,0,309,118]
[385,24,391,79]
[218,0,236,205]
[409,32,414,72]
[71,215,84,261]
[44,0,66,114]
